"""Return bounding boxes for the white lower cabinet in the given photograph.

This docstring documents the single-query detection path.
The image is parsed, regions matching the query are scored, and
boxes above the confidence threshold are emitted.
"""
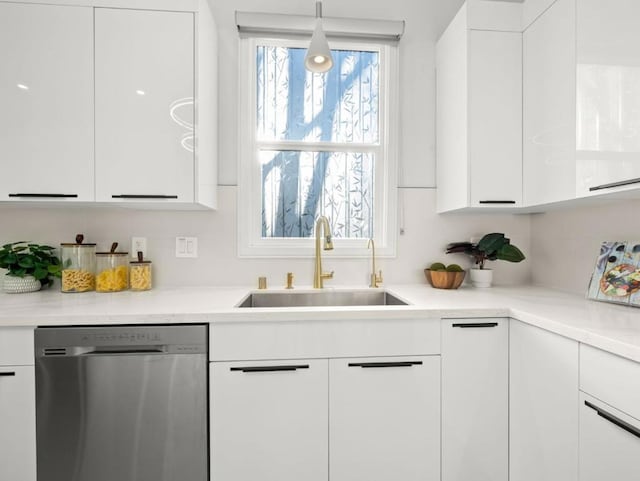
[329,356,440,481]
[442,319,508,481]
[579,393,640,481]
[0,365,36,481]
[210,359,328,481]
[510,320,579,481]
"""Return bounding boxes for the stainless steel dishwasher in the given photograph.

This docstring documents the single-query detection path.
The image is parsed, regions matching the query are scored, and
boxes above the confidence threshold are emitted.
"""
[35,325,208,481]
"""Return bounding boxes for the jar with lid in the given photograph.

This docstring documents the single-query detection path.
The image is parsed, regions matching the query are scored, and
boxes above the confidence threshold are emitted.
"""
[60,234,96,293]
[129,251,152,291]
[96,243,129,292]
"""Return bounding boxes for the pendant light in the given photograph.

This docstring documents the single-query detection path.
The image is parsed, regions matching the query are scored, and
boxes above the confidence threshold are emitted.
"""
[304,2,334,73]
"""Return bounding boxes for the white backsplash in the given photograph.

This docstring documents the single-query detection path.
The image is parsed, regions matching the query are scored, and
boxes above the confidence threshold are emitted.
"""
[0,187,532,289]
[531,198,640,295]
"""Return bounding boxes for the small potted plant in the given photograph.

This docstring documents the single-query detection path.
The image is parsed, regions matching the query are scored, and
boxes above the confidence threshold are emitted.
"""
[0,242,62,293]
[445,233,525,287]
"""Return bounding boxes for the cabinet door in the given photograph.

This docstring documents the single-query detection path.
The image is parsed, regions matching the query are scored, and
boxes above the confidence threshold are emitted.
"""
[576,0,640,196]
[95,8,195,203]
[0,366,36,481]
[523,0,576,205]
[210,360,328,481]
[580,393,640,481]
[510,320,579,481]
[0,3,93,202]
[469,31,523,207]
[442,319,508,481]
[329,356,440,481]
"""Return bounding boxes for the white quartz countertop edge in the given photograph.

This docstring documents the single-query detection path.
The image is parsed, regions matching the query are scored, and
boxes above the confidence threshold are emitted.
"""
[1,284,639,363]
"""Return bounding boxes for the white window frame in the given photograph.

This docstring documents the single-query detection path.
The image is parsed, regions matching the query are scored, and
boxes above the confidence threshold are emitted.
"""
[237,36,399,258]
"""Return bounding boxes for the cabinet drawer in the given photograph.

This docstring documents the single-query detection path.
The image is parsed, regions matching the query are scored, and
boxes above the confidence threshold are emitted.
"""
[211,318,440,361]
[580,392,640,481]
[580,344,640,420]
[0,328,34,366]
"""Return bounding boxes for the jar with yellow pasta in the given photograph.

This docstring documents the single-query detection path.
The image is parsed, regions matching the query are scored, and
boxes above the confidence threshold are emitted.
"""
[96,243,129,292]
[61,234,96,293]
[129,251,152,291]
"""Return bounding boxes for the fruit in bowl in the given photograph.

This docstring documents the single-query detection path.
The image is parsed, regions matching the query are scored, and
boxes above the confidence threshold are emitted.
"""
[424,263,466,289]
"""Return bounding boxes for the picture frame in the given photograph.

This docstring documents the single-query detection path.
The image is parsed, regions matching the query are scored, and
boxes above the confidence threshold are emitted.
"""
[587,241,640,307]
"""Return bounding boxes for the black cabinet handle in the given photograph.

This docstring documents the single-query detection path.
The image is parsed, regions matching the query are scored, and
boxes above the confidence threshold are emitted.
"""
[452,322,499,328]
[9,193,78,198]
[112,195,178,199]
[0,372,16,377]
[585,400,640,440]
[348,361,422,368]
[230,365,310,373]
[589,177,640,192]
[479,200,516,205]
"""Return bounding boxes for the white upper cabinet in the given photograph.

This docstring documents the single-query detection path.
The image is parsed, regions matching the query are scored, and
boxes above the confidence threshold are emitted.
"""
[437,2,523,213]
[469,31,523,208]
[95,8,195,204]
[575,0,640,197]
[0,0,217,209]
[0,3,94,202]
[523,0,576,206]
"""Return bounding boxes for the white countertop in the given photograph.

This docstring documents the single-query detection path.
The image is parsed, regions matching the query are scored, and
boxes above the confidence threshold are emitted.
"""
[2,284,640,363]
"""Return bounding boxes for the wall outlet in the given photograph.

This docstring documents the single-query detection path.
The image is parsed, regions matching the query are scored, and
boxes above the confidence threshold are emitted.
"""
[131,237,147,259]
[176,237,198,258]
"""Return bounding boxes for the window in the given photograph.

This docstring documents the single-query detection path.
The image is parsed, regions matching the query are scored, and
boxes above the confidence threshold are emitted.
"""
[238,37,398,257]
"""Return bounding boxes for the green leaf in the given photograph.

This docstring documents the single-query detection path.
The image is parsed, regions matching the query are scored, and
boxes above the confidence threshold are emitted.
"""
[13,268,27,277]
[4,253,18,264]
[497,244,526,263]
[33,267,48,280]
[48,265,62,274]
[477,233,507,255]
[18,257,35,269]
[2,241,27,249]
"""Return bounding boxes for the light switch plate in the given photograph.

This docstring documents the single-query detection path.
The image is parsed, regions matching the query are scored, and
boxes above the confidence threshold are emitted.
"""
[176,236,198,258]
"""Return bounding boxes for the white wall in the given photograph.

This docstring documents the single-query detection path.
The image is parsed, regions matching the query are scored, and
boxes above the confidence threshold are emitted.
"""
[0,0,536,292]
[0,187,532,289]
[530,199,640,295]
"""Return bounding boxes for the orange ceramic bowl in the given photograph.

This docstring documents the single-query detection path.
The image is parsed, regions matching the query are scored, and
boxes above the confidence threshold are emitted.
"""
[424,269,466,289]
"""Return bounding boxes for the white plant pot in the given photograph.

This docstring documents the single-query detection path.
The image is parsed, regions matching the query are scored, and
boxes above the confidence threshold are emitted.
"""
[3,275,41,294]
[469,268,493,288]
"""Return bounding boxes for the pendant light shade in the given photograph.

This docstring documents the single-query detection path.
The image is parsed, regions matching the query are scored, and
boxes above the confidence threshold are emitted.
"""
[304,2,333,73]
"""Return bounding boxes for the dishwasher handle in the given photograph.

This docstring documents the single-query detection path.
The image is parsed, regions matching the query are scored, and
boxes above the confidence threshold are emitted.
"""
[41,346,169,357]
[86,347,167,355]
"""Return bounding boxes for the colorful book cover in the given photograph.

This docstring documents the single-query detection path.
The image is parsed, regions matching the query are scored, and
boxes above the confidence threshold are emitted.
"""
[587,241,640,307]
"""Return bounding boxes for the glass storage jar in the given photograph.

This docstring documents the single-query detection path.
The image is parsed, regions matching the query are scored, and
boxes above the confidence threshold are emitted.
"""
[60,234,96,293]
[96,243,129,292]
[129,252,152,291]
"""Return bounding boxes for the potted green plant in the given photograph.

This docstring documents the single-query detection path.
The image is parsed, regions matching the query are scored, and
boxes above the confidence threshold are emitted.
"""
[0,242,62,293]
[445,233,525,287]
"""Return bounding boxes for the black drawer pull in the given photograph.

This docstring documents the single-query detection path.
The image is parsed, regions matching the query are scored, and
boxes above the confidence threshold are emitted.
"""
[9,193,78,198]
[348,361,422,368]
[231,365,310,373]
[479,200,516,205]
[452,322,499,328]
[0,371,16,377]
[589,177,640,192]
[585,401,640,440]
[112,195,178,199]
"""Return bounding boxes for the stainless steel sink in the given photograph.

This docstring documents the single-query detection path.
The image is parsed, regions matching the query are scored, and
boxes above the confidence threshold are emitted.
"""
[237,290,409,308]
